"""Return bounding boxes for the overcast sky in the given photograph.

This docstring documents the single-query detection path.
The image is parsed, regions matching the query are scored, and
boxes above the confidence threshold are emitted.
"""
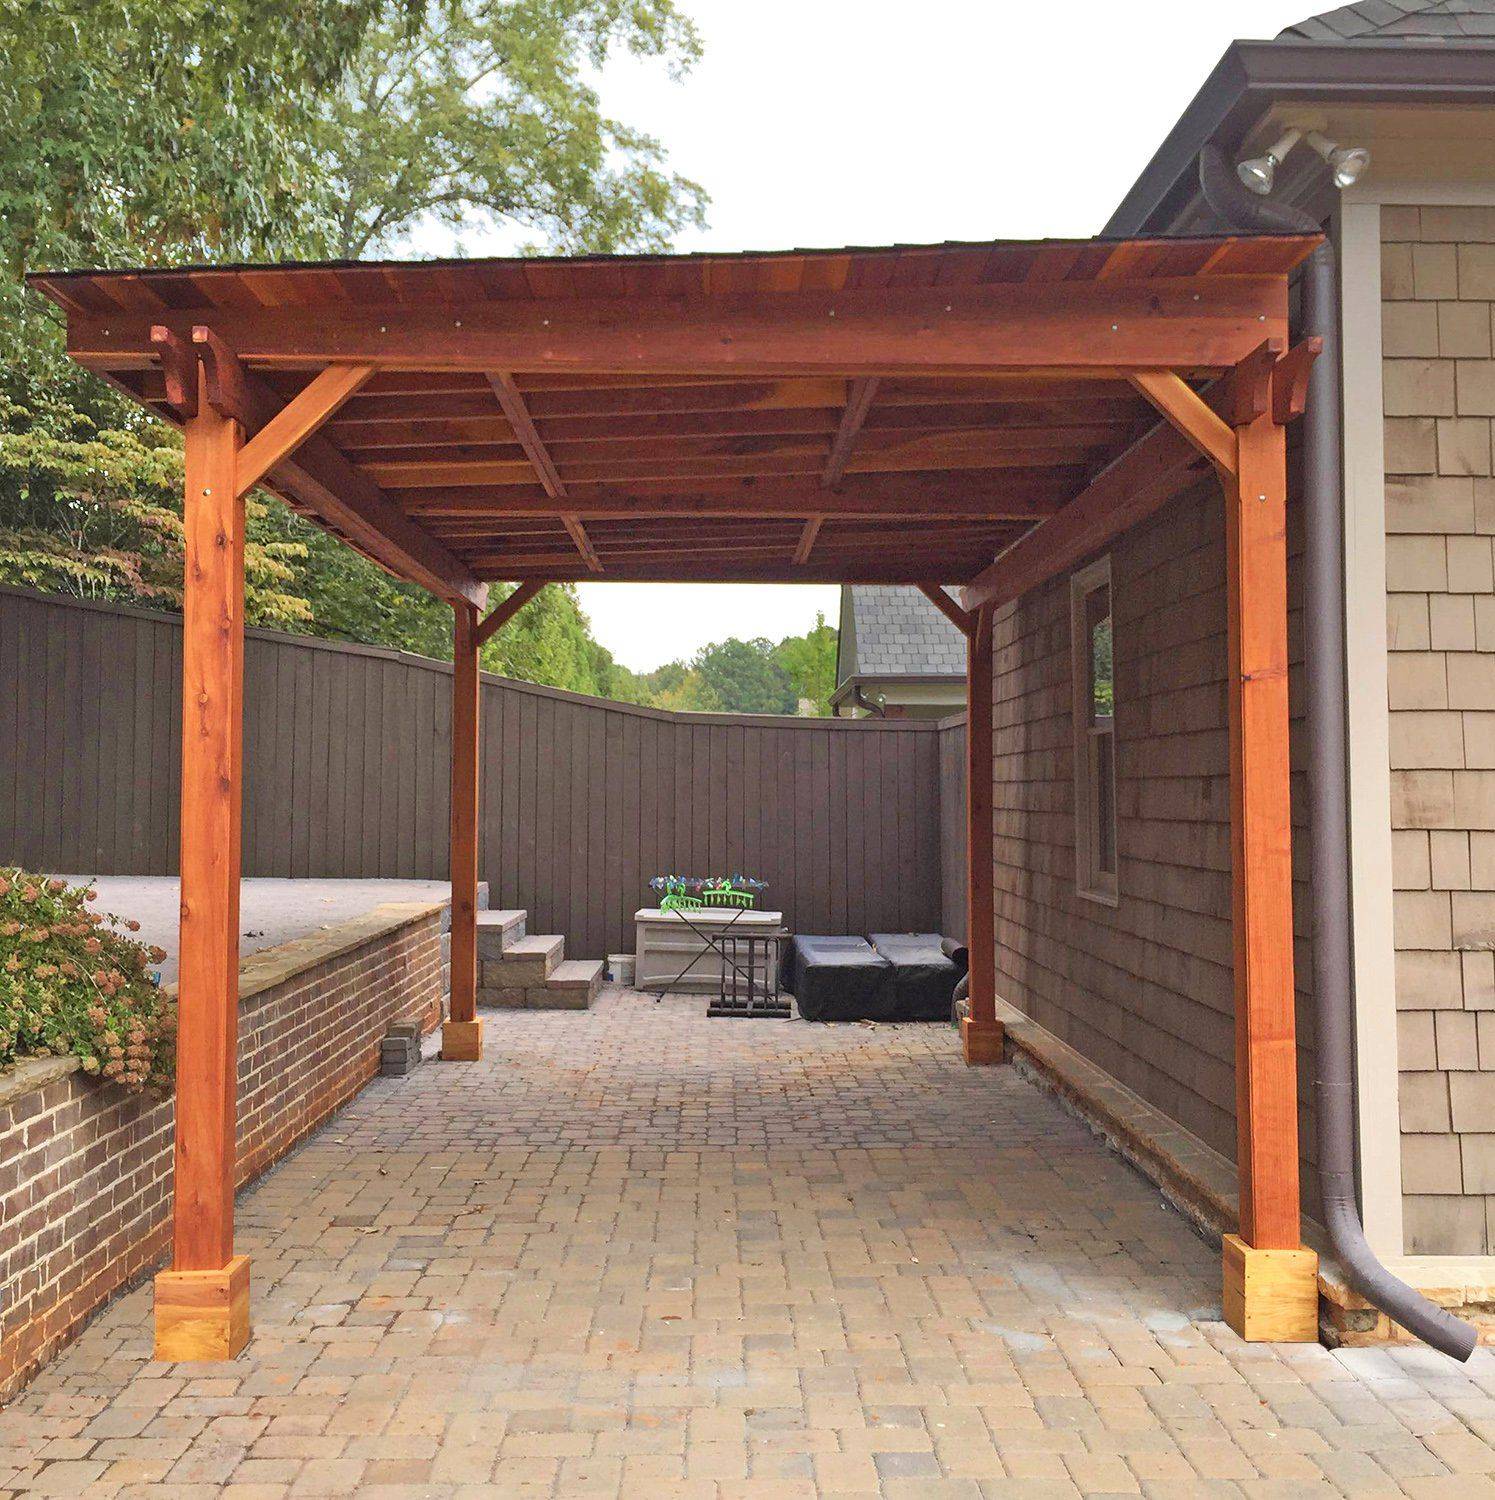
[438,0,1312,671]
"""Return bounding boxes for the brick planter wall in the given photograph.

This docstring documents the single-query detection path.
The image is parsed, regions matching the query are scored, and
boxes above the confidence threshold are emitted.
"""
[0,901,446,1400]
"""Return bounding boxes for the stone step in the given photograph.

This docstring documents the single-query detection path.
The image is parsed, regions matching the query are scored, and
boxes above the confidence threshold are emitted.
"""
[474,908,527,959]
[544,958,604,1006]
[478,956,604,1012]
[479,932,562,989]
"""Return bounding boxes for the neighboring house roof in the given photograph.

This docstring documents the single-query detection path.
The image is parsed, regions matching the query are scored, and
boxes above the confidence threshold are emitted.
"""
[835,587,966,684]
[1104,4,1495,236]
[1284,2,1495,43]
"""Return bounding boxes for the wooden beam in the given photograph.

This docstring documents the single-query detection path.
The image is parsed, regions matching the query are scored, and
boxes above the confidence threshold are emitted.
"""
[200,345,485,608]
[1272,337,1322,424]
[235,363,374,497]
[486,371,565,497]
[365,441,1102,490]
[1128,370,1237,474]
[155,359,251,1361]
[70,275,1292,375]
[397,472,1074,520]
[149,326,198,418]
[961,419,1206,613]
[443,601,482,1062]
[326,397,1143,450]
[474,580,546,648]
[562,515,602,573]
[469,558,1007,584]
[330,377,1145,427]
[963,604,1002,1065]
[192,327,253,427]
[917,584,974,637]
[822,377,879,486]
[486,370,601,573]
[793,517,823,565]
[1227,406,1301,1253]
[172,360,242,1270]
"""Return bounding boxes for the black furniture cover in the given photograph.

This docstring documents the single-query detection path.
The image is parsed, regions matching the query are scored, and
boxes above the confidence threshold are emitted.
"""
[869,933,963,1021]
[783,935,894,1021]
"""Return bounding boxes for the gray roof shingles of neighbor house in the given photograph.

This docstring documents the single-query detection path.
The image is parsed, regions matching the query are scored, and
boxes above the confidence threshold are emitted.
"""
[838,587,967,682]
[1283,1,1495,41]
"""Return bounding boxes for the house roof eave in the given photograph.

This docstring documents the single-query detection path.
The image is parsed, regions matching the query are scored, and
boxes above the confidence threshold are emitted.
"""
[1104,37,1495,237]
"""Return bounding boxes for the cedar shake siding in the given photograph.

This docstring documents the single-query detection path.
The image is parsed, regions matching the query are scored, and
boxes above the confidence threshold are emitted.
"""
[1382,204,1495,1254]
[988,480,1316,1211]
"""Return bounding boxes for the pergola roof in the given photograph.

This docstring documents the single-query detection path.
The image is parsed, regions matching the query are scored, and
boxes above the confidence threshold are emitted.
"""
[30,233,1319,603]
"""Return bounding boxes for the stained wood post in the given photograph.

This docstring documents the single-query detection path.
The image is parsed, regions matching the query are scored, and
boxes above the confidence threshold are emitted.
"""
[963,603,1003,1064]
[154,362,251,1362]
[443,600,483,1060]
[1221,404,1317,1340]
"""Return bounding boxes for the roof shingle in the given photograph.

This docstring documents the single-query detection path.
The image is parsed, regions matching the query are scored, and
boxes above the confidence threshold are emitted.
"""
[840,587,967,681]
[1282,1,1495,42]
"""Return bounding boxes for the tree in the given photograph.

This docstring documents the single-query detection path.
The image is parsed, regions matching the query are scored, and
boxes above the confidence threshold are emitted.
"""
[610,617,840,716]
[0,0,705,687]
[478,583,628,697]
[0,0,420,403]
[772,612,837,715]
[0,393,310,629]
[314,1,705,259]
[693,638,797,715]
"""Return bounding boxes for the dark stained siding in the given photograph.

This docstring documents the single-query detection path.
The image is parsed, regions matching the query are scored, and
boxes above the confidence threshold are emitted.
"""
[0,587,946,958]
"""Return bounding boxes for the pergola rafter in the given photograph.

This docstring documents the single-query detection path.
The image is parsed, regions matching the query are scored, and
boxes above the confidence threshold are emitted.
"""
[30,229,1323,1363]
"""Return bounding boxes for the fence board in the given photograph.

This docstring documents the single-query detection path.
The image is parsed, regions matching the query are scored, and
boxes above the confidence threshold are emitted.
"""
[0,586,954,958]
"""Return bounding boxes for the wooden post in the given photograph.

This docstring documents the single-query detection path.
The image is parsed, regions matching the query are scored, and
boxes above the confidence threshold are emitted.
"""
[963,603,1003,1064]
[1221,404,1317,1341]
[444,600,483,1060]
[154,362,251,1362]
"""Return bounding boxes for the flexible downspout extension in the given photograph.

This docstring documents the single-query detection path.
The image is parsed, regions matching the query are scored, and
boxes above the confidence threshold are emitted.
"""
[1199,144,1477,1360]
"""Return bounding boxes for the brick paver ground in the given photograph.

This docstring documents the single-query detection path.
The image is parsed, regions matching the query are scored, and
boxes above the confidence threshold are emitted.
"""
[4,989,1495,1498]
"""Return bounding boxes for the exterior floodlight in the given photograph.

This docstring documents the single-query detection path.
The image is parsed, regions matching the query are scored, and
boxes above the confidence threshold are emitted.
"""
[1236,154,1276,195]
[1306,130,1371,188]
[1235,128,1301,196]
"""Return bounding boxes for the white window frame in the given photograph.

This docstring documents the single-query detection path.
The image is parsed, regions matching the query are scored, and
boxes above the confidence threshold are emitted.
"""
[1071,556,1118,906]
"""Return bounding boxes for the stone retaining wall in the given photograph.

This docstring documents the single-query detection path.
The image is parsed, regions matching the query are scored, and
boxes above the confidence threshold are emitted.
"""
[0,901,446,1400]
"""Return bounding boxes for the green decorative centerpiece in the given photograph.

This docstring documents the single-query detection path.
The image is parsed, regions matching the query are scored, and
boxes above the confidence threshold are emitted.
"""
[650,874,766,912]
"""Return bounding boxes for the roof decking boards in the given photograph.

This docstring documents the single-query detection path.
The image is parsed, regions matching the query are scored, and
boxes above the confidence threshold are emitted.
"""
[30,234,1316,596]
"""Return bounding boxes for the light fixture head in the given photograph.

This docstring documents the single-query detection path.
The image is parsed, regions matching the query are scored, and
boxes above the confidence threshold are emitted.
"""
[1304,130,1371,188]
[1234,127,1305,196]
[1236,154,1278,195]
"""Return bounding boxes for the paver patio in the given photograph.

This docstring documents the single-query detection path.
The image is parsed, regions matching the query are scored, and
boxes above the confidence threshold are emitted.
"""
[4,990,1495,1499]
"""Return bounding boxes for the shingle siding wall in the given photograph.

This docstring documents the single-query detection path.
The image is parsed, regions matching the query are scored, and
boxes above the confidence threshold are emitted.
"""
[1382,205,1495,1254]
[989,482,1316,1203]
[0,906,446,1400]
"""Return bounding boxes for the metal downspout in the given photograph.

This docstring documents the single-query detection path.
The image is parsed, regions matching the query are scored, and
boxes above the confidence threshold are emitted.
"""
[1198,144,1476,1360]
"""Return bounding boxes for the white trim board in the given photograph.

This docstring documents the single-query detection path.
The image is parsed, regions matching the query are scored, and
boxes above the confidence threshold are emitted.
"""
[1336,195,1404,1260]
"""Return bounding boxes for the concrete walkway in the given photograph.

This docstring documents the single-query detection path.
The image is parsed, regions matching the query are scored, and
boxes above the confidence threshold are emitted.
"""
[4,992,1495,1498]
[56,877,456,985]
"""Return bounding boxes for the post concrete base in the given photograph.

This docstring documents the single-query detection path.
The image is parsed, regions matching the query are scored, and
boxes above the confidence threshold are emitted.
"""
[154,1255,250,1362]
[962,1017,1005,1065]
[1222,1233,1319,1343]
[442,1019,483,1060]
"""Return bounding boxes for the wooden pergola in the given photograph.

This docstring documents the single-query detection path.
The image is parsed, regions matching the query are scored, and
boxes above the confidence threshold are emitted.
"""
[32,231,1323,1359]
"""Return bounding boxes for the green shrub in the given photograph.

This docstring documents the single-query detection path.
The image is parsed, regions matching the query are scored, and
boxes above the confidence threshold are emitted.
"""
[0,869,174,1092]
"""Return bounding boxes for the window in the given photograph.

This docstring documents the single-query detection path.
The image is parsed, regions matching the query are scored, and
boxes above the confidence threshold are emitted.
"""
[1071,558,1117,904]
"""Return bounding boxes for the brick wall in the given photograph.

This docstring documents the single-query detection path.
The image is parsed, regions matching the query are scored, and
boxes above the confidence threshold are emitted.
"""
[988,482,1316,1202]
[1382,204,1495,1254]
[0,901,446,1400]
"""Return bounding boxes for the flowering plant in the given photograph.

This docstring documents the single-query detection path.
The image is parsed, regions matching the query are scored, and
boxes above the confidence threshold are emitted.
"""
[0,869,174,1092]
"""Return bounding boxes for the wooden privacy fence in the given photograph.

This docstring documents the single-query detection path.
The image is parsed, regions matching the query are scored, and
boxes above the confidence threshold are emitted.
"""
[0,586,962,958]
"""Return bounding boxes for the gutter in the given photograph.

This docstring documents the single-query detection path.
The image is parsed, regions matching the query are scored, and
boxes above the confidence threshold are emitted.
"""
[1197,144,1477,1361]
